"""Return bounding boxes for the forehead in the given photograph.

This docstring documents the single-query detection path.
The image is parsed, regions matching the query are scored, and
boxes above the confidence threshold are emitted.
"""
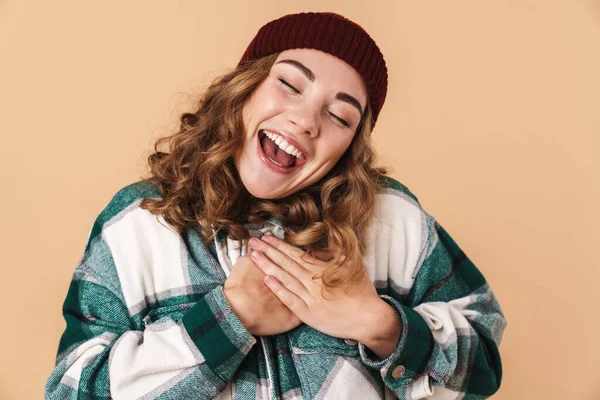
[273,49,367,107]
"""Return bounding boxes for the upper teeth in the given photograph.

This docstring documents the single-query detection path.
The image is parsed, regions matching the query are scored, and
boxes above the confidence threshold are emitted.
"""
[263,130,305,159]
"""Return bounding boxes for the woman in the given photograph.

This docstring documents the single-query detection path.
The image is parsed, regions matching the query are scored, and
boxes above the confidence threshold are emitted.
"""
[45,12,506,400]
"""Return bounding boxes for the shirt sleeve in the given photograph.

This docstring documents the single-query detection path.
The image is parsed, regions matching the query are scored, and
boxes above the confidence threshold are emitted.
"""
[45,220,256,400]
[357,217,507,400]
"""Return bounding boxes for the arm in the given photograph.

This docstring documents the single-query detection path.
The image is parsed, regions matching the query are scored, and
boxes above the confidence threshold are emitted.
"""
[45,221,255,400]
[357,217,507,399]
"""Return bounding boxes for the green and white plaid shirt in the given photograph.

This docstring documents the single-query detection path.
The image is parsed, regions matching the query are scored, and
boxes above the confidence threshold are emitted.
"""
[45,176,506,399]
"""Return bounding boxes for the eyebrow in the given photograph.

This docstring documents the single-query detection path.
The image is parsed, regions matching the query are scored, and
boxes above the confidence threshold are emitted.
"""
[275,59,364,117]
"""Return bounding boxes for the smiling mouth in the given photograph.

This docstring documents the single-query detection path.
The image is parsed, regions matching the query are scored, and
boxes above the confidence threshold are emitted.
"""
[258,130,307,171]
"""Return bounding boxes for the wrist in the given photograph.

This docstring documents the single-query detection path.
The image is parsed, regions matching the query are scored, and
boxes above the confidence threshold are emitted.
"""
[223,287,256,334]
[355,298,402,360]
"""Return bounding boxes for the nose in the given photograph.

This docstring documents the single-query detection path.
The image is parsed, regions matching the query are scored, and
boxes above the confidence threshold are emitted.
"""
[287,103,320,139]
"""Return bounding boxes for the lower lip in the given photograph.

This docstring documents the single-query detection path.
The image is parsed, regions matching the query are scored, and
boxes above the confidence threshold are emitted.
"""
[256,134,302,174]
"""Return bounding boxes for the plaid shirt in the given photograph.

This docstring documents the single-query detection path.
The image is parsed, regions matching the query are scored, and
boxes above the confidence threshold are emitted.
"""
[45,176,506,399]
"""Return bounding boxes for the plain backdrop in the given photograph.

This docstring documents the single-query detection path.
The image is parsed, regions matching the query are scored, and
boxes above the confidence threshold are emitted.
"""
[1,1,599,399]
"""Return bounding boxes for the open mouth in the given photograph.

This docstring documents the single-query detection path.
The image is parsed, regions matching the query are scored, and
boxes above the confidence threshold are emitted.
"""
[257,130,307,173]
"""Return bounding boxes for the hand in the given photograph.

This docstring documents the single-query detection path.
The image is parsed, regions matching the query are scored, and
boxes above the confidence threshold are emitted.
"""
[247,233,383,342]
[223,253,301,336]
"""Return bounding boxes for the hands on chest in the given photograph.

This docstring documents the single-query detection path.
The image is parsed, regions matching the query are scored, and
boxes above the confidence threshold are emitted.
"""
[223,251,302,336]
[223,232,386,343]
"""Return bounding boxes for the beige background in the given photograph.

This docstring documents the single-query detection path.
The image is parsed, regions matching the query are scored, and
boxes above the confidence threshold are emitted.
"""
[1,1,598,399]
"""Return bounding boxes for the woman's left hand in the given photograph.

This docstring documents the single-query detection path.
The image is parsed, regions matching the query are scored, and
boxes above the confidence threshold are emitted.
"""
[247,233,383,342]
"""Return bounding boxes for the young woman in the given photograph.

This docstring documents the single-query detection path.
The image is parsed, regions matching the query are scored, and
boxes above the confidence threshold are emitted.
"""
[45,12,506,400]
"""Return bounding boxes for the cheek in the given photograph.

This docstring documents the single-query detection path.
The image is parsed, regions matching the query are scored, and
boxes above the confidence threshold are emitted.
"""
[257,83,289,112]
[323,138,353,162]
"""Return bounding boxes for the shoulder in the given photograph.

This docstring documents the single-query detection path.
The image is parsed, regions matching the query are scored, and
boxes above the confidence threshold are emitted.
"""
[85,180,164,251]
[377,175,422,206]
[96,180,163,227]
[370,175,435,254]
[365,176,437,286]
[107,180,164,211]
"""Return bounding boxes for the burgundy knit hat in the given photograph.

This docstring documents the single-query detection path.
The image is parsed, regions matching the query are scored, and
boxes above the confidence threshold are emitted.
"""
[238,12,388,125]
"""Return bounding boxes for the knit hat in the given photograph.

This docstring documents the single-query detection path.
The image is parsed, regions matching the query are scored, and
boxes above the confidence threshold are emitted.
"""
[238,12,388,125]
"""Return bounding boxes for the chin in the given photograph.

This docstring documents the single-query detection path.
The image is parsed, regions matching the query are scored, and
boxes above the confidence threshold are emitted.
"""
[241,179,280,200]
[247,188,277,200]
[243,181,296,200]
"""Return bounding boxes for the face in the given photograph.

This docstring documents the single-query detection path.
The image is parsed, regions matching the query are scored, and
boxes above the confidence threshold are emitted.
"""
[234,48,368,199]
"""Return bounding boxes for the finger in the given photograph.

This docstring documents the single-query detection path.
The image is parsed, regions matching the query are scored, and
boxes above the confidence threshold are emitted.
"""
[259,234,334,273]
[249,237,312,283]
[264,275,309,319]
[262,233,339,265]
[250,250,311,304]
[261,234,307,263]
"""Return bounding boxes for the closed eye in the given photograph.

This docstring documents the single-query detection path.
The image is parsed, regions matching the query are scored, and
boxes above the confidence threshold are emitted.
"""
[329,111,350,128]
[278,78,300,94]
[279,77,351,128]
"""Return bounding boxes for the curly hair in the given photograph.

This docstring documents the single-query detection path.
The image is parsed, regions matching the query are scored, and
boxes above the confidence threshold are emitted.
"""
[140,53,389,295]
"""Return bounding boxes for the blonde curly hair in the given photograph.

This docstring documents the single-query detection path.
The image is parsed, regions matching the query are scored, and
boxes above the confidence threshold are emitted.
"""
[140,53,389,293]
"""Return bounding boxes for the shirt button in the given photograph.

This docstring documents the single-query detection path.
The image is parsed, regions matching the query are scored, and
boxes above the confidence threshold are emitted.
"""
[391,365,406,379]
[344,339,358,346]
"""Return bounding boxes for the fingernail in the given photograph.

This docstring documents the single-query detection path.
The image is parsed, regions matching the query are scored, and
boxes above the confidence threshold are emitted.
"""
[251,250,261,260]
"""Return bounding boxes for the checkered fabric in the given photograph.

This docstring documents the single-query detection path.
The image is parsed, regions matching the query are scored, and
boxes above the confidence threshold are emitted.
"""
[45,176,506,399]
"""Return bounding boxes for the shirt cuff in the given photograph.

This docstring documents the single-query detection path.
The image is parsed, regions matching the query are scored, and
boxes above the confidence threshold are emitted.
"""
[357,294,434,388]
[182,285,257,382]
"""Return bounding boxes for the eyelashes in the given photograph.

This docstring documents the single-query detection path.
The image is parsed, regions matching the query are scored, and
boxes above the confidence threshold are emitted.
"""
[279,78,300,94]
[277,78,351,128]
[328,111,350,128]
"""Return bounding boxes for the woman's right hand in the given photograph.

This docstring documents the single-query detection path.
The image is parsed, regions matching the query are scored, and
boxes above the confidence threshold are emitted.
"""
[223,252,302,336]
